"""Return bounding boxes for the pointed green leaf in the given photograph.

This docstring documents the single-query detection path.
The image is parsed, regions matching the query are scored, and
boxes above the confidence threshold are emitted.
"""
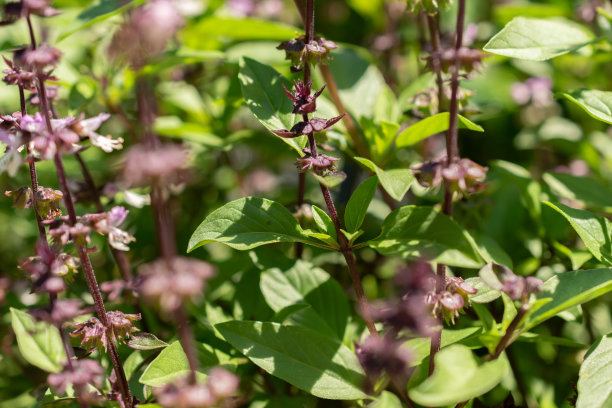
[577,333,612,408]
[311,205,337,240]
[345,176,378,233]
[484,17,594,61]
[368,205,483,268]
[238,58,305,154]
[139,341,213,387]
[216,321,366,400]
[368,391,403,408]
[409,344,509,406]
[355,157,414,202]
[396,113,483,148]
[564,89,612,125]
[544,201,612,265]
[127,333,168,351]
[523,269,612,331]
[10,308,66,373]
[188,197,328,252]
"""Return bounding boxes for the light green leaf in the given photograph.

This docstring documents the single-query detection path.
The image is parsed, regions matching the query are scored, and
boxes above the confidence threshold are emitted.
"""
[466,277,502,304]
[345,176,378,232]
[126,333,168,351]
[355,157,414,202]
[564,89,612,125]
[368,391,402,408]
[139,341,212,387]
[10,308,66,373]
[543,172,612,209]
[216,321,366,400]
[58,0,148,41]
[360,117,400,162]
[396,113,483,148]
[188,197,327,252]
[188,17,301,42]
[405,327,483,366]
[259,259,351,339]
[544,201,612,265]
[368,205,483,268]
[409,344,509,406]
[311,205,337,240]
[154,116,224,147]
[522,269,612,331]
[577,333,612,408]
[484,17,594,61]
[311,171,347,189]
[238,58,305,154]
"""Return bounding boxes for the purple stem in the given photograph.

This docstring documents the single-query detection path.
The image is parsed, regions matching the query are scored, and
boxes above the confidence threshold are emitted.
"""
[428,0,466,377]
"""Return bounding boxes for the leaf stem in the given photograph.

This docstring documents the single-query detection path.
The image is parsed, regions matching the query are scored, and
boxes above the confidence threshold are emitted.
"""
[490,303,529,360]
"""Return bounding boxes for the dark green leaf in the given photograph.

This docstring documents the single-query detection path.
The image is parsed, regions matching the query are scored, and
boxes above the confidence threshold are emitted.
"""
[368,206,483,268]
[216,321,366,400]
[10,308,66,373]
[484,17,593,61]
[345,176,378,233]
[188,197,327,252]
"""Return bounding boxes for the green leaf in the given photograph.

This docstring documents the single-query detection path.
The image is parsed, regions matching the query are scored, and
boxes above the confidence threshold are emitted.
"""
[523,269,612,331]
[58,0,148,41]
[345,176,378,233]
[311,205,337,240]
[484,17,594,61]
[127,333,168,351]
[360,117,400,162]
[188,17,301,42]
[405,327,483,366]
[188,197,326,252]
[154,116,224,147]
[355,157,414,202]
[544,202,612,265]
[10,308,66,373]
[368,206,483,268]
[563,89,612,125]
[139,341,212,387]
[311,171,347,189]
[216,321,366,400]
[368,391,402,408]
[543,172,612,209]
[259,259,351,339]
[577,333,612,408]
[326,47,386,120]
[238,57,305,154]
[409,344,509,406]
[466,277,502,304]
[395,113,483,148]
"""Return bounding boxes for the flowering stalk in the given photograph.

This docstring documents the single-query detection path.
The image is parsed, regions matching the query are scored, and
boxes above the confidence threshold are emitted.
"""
[428,0,466,376]
[25,26,133,408]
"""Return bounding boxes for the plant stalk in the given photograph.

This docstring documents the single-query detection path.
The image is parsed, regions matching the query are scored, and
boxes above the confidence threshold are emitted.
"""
[428,0,466,377]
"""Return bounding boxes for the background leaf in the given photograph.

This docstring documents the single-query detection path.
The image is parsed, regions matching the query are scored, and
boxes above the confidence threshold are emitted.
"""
[10,308,66,373]
[564,89,612,125]
[484,17,593,61]
[395,113,483,148]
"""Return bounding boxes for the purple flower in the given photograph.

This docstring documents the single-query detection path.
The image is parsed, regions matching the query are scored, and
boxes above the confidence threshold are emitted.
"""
[272,114,345,139]
[226,0,256,17]
[296,150,340,174]
[412,157,488,197]
[48,359,104,400]
[283,80,326,115]
[0,128,23,176]
[139,256,215,312]
[277,35,338,72]
[71,113,123,153]
[153,370,239,408]
[122,144,189,187]
[356,336,413,386]
[81,207,135,251]
[71,311,140,351]
[30,299,84,325]
[21,45,62,71]
[511,77,553,107]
